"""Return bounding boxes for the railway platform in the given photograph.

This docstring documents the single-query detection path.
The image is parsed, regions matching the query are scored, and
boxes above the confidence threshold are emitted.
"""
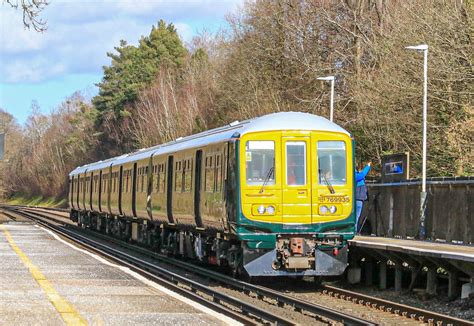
[348,235,474,299]
[0,222,235,325]
[351,236,474,263]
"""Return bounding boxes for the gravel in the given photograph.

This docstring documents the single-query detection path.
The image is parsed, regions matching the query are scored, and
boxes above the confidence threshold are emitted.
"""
[329,281,474,322]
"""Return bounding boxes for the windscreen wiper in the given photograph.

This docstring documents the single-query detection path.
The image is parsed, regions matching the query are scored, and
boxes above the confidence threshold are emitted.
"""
[259,166,274,193]
[319,168,335,194]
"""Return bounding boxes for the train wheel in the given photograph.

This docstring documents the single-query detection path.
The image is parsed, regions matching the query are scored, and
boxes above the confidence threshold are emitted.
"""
[313,276,323,287]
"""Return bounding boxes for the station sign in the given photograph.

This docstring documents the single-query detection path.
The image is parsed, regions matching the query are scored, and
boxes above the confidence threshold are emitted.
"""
[381,152,409,182]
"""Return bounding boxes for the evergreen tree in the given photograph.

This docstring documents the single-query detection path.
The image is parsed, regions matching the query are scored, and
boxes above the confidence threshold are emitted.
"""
[93,20,187,155]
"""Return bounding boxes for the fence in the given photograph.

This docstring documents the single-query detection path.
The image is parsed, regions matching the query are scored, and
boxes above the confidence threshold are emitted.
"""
[362,177,473,244]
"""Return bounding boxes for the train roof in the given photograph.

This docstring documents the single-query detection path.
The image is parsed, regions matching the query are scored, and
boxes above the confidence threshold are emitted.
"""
[70,112,350,176]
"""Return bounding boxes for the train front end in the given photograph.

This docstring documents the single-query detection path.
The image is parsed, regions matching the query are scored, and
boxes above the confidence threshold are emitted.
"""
[236,114,355,276]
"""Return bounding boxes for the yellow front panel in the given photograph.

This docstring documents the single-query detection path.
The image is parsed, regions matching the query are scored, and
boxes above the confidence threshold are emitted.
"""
[241,130,353,225]
[281,135,312,224]
[311,132,353,223]
[240,133,282,223]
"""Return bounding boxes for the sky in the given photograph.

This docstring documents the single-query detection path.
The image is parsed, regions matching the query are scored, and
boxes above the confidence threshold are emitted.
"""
[0,0,242,125]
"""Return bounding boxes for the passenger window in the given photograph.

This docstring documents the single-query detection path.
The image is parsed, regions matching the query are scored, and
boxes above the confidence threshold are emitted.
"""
[205,155,215,192]
[184,159,193,192]
[161,164,166,193]
[286,141,306,186]
[158,165,161,193]
[175,161,183,192]
[318,141,346,185]
[245,141,275,186]
[126,171,129,193]
[215,154,222,192]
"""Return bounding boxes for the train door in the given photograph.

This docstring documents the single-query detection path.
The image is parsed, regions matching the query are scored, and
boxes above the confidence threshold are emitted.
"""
[146,156,154,219]
[312,139,350,223]
[118,166,123,216]
[132,163,137,217]
[81,171,87,211]
[281,136,312,224]
[98,170,103,212]
[76,175,81,210]
[194,150,203,227]
[107,166,112,214]
[89,172,93,211]
[69,176,74,210]
[166,155,175,224]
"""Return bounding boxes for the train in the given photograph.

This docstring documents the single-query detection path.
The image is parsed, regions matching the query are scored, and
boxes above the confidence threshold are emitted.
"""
[69,112,355,277]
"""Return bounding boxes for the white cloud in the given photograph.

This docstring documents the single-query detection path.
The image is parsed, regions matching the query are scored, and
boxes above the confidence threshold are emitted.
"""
[174,22,192,42]
[4,57,66,83]
[0,9,48,53]
[0,0,243,83]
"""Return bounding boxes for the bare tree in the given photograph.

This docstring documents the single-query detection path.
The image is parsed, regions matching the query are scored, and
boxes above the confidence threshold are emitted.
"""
[217,0,472,176]
[4,0,48,32]
[2,94,98,198]
[129,49,216,148]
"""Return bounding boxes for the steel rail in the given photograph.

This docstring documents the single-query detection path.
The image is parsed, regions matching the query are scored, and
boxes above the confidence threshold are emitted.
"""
[0,209,18,221]
[8,205,375,326]
[4,207,296,326]
[320,285,472,326]
[17,204,69,213]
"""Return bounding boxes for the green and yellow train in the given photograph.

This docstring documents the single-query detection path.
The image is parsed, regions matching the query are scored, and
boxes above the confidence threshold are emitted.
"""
[69,112,355,276]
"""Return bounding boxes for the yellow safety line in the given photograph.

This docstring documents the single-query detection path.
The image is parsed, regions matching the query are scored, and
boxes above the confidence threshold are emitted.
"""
[0,225,88,326]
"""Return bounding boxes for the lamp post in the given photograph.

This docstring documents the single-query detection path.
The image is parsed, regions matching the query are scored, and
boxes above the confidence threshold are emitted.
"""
[406,44,428,240]
[317,75,335,122]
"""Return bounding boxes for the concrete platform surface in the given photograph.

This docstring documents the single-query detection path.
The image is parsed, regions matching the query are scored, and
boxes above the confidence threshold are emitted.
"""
[0,224,237,326]
[351,236,474,262]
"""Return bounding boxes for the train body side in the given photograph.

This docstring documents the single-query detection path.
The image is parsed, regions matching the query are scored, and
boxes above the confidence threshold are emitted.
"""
[69,142,231,232]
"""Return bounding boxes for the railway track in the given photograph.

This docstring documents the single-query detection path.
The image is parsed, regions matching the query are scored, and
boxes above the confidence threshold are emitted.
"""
[319,285,472,326]
[5,205,472,326]
[2,205,374,326]
[0,208,31,222]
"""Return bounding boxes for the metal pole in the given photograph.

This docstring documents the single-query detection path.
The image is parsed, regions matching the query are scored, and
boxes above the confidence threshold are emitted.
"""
[405,44,428,240]
[419,47,428,240]
[422,48,428,193]
[317,75,335,122]
[330,78,335,122]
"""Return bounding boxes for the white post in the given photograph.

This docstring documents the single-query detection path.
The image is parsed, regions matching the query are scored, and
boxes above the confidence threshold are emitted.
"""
[317,75,335,122]
[422,48,428,194]
[406,44,428,240]
[330,77,335,122]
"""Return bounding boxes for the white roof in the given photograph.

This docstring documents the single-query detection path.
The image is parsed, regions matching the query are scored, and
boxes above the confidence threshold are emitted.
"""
[241,111,349,135]
[70,112,350,176]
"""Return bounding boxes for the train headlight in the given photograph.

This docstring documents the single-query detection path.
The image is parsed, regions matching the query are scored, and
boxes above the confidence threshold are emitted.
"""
[257,205,266,214]
[266,205,275,215]
[329,205,337,214]
[320,205,329,214]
